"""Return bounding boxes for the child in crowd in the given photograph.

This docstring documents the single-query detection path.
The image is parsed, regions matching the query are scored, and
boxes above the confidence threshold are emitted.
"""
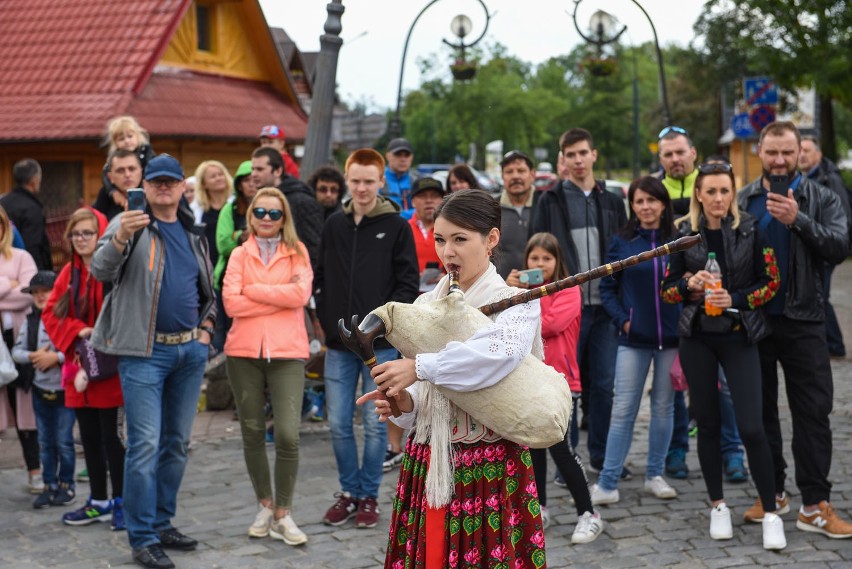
[259,124,300,178]
[12,270,75,509]
[508,232,604,544]
[94,115,156,212]
[42,208,126,531]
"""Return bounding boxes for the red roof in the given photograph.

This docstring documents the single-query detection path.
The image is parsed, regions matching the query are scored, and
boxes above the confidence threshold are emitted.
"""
[0,0,306,142]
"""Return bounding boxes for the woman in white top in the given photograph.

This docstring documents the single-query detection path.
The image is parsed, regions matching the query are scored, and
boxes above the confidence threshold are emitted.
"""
[358,189,547,569]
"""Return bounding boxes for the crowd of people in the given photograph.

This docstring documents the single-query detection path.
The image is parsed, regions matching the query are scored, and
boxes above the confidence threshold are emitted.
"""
[1,114,851,568]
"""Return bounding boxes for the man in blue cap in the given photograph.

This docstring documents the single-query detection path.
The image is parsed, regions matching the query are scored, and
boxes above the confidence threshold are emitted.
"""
[91,154,216,569]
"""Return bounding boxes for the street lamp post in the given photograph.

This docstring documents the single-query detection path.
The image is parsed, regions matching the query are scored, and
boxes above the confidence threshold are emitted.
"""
[572,0,672,127]
[300,1,344,182]
[390,0,490,138]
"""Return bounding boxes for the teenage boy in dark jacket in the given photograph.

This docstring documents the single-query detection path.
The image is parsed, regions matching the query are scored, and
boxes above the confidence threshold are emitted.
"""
[531,128,627,474]
[314,148,419,530]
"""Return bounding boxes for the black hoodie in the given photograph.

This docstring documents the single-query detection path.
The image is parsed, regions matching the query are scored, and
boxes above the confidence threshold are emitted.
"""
[314,196,420,351]
[278,175,324,271]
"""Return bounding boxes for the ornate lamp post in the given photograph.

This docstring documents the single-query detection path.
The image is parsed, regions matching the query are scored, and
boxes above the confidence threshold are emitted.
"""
[572,0,672,127]
[389,0,490,138]
[301,0,344,182]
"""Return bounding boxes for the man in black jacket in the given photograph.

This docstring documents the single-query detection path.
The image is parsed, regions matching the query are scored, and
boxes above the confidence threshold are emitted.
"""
[314,148,419,531]
[799,135,851,357]
[531,128,627,473]
[739,121,852,537]
[93,149,143,221]
[2,159,52,270]
[251,147,323,271]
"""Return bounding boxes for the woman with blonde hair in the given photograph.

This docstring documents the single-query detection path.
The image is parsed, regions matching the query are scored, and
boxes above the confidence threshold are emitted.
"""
[222,187,312,546]
[0,205,39,491]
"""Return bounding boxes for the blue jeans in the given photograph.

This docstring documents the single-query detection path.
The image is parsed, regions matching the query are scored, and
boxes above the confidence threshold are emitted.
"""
[32,393,76,488]
[324,347,396,499]
[669,366,743,459]
[579,305,618,466]
[599,346,676,491]
[119,341,207,549]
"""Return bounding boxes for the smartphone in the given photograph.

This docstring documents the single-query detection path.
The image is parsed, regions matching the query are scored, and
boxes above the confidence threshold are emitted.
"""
[127,188,146,211]
[518,268,544,286]
[768,175,788,196]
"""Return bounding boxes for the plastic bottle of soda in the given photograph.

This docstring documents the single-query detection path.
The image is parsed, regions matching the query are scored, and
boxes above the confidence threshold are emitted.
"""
[704,252,723,316]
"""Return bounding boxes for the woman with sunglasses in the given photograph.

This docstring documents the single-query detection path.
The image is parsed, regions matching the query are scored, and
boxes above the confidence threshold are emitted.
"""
[222,187,312,546]
[661,162,785,549]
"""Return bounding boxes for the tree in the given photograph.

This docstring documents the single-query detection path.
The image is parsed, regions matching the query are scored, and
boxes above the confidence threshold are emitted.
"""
[694,0,852,160]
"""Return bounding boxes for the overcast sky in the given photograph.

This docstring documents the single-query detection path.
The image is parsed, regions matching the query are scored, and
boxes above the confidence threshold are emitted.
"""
[259,0,707,111]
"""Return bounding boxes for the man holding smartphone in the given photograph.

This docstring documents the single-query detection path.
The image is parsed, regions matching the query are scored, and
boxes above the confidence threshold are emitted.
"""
[739,121,852,538]
[91,154,216,569]
[497,150,538,279]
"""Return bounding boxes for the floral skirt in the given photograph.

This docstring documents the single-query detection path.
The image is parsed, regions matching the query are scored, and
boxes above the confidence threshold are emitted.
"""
[386,437,546,569]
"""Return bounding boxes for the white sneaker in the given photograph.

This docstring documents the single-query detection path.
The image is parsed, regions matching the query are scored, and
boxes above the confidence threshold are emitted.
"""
[541,506,551,529]
[28,473,44,495]
[270,513,308,546]
[762,512,787,550]
[571,511,604,544]
[248,503,274,537]
[590,484,619,505]
[644,476,677,499]
[710,503,733,540]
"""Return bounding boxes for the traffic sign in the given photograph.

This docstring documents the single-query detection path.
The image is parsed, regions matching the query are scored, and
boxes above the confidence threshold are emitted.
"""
[749,105,776,131]
[731,113,754,138]
[744,77,778,106]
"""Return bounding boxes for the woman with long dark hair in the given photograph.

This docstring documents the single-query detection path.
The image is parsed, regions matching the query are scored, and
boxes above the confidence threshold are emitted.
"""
[595,176,681,505]
[661,163,784,549]
[446,164,480,193]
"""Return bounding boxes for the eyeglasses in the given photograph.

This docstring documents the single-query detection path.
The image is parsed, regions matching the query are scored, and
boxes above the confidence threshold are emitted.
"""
[698,162,733,174]
[70,230,97,241]
[252,208,284,221]
[147,178,181,188]
[658,126,688,139]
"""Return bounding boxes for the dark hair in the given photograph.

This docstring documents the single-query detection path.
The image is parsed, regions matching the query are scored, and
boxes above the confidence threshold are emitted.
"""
[108,148,141,169]
[446,164,480,192]
[559,128,594,152]
[434,189,500,236]
[704,154,730,164]
[622,176,675,241]
[659,131,695,148]
[523,232,570,281]
[13,159,41,186]
[308,166,346,196]
[252,146,284,173]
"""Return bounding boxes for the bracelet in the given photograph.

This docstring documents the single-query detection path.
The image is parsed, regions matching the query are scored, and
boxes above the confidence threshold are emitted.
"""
[113,234,129,247]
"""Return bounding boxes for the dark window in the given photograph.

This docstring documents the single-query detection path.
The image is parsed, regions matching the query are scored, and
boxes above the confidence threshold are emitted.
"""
[40,160,83,269]
[197,4,211,52]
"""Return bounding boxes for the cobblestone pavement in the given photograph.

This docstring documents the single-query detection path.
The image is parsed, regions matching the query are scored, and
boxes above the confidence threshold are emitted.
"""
[4,262,852,568]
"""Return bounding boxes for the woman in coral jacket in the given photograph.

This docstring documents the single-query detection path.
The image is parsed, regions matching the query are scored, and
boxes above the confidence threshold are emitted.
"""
[222,187,313,547]
[42,207,126,530]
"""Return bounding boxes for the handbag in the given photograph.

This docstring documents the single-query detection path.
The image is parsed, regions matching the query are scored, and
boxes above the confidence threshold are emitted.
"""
[0,334,18,387]
[75,337,119,381]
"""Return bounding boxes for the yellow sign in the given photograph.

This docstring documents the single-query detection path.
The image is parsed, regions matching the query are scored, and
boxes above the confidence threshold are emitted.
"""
[648,142,659,154]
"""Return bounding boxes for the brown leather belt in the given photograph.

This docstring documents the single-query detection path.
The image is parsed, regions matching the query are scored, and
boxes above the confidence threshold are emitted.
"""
[154,329,199,345]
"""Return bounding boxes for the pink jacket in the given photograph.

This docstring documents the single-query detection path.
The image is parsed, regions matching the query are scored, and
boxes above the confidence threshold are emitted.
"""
[540,285,582,393]
[222,236,313,360]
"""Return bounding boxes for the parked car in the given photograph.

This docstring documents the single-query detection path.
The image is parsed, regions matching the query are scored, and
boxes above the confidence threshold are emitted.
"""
[534,172,559,192]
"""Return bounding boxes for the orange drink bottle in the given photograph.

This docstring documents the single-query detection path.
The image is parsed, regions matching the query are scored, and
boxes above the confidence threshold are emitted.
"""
[704,252,723,317]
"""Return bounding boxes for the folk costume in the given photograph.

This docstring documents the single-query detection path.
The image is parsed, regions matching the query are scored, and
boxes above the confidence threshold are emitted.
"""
[387,264,547,569]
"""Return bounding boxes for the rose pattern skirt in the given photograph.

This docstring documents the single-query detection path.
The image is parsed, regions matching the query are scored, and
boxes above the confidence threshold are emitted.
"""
[385,437,546,568]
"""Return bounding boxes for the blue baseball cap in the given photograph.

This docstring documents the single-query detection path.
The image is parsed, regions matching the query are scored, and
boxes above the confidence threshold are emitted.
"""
[144,154,185,181]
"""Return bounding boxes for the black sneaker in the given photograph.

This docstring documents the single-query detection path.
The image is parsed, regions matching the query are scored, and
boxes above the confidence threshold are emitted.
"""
[158,528,198,551]
[133,544,175,569]
[52,483,76,507]
[33,488,55,509]
[382,449,404,472]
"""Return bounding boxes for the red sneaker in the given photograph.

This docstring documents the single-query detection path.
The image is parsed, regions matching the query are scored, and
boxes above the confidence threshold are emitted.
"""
[322,492,359,526]
[355,496,380,529]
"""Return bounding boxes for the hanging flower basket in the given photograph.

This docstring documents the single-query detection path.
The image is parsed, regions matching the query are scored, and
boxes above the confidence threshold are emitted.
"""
[451,61,477,81]
[580,56,617,77]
